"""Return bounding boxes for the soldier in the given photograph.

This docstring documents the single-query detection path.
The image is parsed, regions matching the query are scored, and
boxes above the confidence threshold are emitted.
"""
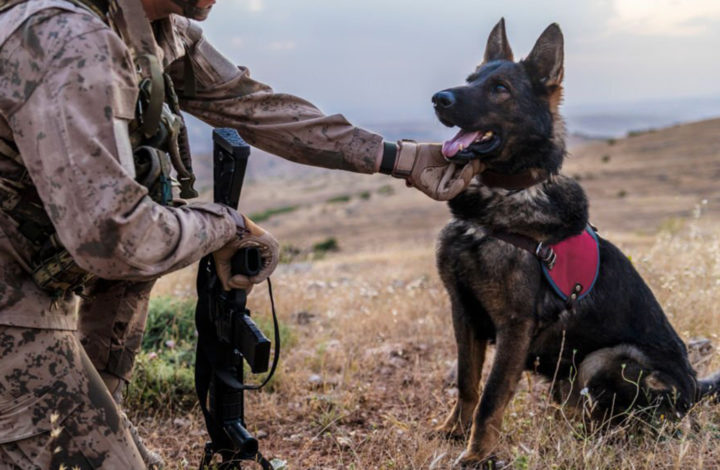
[0,0,481,468]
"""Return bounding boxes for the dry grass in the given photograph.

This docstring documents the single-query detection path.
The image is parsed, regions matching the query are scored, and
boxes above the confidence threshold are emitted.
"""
[134,120,720,469]
[135,216,720,470]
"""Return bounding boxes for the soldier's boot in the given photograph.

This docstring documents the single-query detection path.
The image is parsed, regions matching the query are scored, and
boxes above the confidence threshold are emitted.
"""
[103,372,166,470]
[122,410,165,470]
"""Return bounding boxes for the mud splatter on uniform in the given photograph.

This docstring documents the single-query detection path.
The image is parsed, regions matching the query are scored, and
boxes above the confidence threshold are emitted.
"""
[0,0,383,467]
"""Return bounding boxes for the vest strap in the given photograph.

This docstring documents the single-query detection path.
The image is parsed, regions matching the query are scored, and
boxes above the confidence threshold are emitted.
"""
[136,54,165,138]
[0,137,21,165]
[109,0,162,59]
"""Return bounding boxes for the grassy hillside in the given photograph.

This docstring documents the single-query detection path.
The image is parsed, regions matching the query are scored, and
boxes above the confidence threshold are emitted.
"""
[138,118,720,469]
[563,118,720,246]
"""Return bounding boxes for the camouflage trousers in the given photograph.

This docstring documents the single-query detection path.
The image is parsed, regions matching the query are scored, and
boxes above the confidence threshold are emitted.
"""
[0,326,145,469]
[78,279,156,394]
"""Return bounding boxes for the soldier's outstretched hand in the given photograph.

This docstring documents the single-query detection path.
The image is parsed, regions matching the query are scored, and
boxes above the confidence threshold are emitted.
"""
[381,141,485,201]
[213,213,279,291]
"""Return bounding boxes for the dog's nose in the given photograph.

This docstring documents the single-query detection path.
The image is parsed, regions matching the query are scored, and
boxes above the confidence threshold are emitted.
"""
[432,91,456,109]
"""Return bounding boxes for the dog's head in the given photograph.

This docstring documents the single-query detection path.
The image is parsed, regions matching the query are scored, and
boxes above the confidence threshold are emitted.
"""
[433,18,566,176]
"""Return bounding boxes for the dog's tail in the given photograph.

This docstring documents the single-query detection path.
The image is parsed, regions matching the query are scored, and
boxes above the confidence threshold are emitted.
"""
[697,370,720,403]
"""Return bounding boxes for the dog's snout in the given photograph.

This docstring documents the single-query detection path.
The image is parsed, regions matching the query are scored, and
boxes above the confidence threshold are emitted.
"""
[432,90,456,109]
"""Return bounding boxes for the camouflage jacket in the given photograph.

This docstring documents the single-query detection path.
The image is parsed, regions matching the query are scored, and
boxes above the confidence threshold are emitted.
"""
[0,0,383,330]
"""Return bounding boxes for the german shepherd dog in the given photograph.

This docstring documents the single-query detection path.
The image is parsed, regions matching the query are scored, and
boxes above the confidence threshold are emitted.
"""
[432,19,720,468]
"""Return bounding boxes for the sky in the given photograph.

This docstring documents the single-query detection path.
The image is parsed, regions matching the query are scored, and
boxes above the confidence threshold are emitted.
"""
[192,0,720,136]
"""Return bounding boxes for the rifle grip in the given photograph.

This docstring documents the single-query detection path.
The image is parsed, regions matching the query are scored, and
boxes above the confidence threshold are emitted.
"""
[231,247,262,277]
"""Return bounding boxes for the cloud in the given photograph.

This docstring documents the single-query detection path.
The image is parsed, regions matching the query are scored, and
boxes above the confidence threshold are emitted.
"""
[609,0,720,36]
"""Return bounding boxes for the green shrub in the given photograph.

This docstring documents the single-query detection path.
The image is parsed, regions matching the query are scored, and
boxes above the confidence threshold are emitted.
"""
[127,297,197,413]
[142,297,196,352]
[313,237,339,255]
[125,350,196,413]
[326,194,351,204]
[627,128,655,138]
[377,184,394,196]
[280,238,343,263]
[127,295,294,413]
[279,244,303,264]
[250,205,299,223]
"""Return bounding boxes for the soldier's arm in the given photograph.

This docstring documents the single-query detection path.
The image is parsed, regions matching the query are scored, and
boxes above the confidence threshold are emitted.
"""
[169,19,384,174]
[168,19,480,201]
[3,11,238,281]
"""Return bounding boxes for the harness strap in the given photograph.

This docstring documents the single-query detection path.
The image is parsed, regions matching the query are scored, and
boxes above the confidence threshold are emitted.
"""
[490,231,557,270]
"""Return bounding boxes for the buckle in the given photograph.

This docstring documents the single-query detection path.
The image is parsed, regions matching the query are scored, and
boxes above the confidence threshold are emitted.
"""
[535,242,557,270]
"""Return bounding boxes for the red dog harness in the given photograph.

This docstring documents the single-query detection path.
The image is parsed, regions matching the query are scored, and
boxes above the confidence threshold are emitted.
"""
[491,225,600,307]
[478,171,600,307]
[541,226,600,304]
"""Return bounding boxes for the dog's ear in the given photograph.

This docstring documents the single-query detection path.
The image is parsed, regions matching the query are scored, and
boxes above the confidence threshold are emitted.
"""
[524,23,564,87]
[483,18,514,63]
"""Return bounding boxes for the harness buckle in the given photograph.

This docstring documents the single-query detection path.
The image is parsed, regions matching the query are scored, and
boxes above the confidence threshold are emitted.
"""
[535,242,557,270]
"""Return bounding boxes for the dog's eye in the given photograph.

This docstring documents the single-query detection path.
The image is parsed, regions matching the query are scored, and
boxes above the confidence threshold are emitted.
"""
[493,83,509,94]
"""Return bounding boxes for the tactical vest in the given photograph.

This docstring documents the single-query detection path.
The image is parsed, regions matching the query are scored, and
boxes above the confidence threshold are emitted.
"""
[0,0,199,298]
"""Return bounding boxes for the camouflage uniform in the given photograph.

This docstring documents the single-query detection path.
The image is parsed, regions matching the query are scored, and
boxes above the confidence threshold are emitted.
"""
[0,0,383,467]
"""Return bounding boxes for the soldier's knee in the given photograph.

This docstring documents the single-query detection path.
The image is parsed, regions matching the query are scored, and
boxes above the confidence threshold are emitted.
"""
[0,327,145,469]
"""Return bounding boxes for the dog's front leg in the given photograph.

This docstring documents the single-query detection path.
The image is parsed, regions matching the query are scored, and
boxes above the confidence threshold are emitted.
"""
[456,319,534,468]
[436,302,488,438]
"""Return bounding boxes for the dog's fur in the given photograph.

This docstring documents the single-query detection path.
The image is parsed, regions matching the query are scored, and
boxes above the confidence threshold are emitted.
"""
[433,19,720,467]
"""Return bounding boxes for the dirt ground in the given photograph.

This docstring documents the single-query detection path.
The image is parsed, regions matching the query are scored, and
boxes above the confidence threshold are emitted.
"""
[139,118,720,469]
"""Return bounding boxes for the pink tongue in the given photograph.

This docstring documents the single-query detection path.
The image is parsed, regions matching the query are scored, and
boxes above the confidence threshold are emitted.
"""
[442,130,480,158]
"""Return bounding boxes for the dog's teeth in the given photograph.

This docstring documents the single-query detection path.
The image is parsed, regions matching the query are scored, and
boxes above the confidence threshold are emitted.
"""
[476,131,494,143]
[459,144,464,151]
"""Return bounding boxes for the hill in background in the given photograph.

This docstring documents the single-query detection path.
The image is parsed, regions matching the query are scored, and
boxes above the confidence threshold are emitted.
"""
[188,117,720,254]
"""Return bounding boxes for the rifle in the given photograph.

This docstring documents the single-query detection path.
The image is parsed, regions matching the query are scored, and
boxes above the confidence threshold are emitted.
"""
[195,128,280,470]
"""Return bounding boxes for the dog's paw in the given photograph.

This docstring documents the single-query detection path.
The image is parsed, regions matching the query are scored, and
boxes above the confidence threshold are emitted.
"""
[433,423,467,441]
[453,450,504,469]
